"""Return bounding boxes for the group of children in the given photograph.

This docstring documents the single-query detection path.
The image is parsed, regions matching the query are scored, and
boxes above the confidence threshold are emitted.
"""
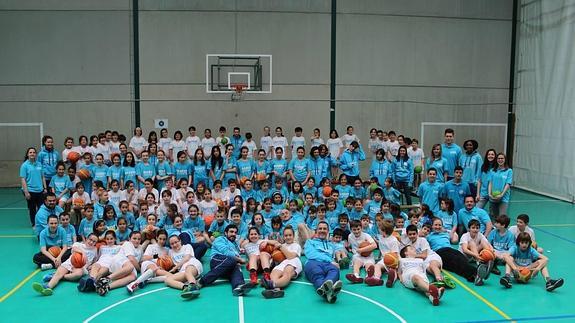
[24,125,563,305]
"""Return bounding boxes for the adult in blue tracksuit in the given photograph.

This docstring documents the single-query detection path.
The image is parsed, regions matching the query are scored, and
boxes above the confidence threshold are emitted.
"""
[34,193,64,236]
[441,129,462,179]
[459,140,483,197]
[21,147,46,226]
[458,195,493,237]
[303,221,342,303]
[308,147,326,187]
[338,141,365,184]
[197,224,255,295]
[38,136,61,187]
[391,146,414,205]
[369,148,391,186]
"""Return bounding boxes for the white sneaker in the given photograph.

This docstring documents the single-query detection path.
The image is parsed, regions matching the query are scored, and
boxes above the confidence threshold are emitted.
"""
[126,282,139,294]
[40,264,53,271]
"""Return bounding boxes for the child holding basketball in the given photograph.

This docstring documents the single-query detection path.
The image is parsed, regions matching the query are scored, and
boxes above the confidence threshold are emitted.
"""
[242,227,273,284]
[33,215,71,270]
[260,226,303,298]
[398,246,445,306]
[488,214,515,275]
[459,219,494,264]
[345,220,377,284]
[78,230,120,292]
[127,229,171,293]
[32,233,99,296]
[165,234,204,299]
[499,232,564,291]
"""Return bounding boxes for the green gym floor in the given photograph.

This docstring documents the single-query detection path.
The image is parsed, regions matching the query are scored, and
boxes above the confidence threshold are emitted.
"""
[0,188,573,323]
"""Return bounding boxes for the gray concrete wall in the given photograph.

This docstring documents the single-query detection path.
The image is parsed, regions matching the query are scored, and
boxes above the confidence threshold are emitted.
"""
[0,0,512,186]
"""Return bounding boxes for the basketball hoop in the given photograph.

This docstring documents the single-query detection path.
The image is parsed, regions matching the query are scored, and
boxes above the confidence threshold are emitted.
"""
[231,84,246,101]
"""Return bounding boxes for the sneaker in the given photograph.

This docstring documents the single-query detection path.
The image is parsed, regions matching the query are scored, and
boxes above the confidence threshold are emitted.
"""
[345,273,364,284]
[249,271,258,285]
[260,277,274,290]
[476,263,489,280]
[474,275,484,286]
[263,271,271,281]
[500,276,512,289]
[181,283,200,299]
[326,280,342,304]
[32,282,53,296]
[365,276,383,286]
[316,280,333,297]
[386,269,397,288]
[42,273,54,283]
[491,264,501,275]
[96,278,111,296]
[438,286,445,299]
[366,265,375,278]
[546,278,564,292]
[442,276,456,289]
[233,282,256,296]
[338,258,350,269]
[484,260,494,279]
[126,282,139,294]
[77,277,96,293]
[428,284,440,306]
[40,263,53,271]
[262,288,285,299]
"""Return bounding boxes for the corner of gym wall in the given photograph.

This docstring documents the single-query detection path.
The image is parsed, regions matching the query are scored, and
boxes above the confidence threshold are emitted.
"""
[0,0,134,186]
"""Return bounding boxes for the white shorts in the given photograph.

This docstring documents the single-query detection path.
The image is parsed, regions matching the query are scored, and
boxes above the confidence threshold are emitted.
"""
[401,270,429,289]
[272,258,303,277]
[180,258,203,277]
[424,254,443,271]
[352,254,375,266]
[110,258,129,274]
[96,256,114,270]
[141,260,157,272]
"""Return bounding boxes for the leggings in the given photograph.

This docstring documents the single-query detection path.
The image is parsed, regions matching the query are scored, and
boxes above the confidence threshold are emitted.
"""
[436,247,477,282]
[25,191,45,226]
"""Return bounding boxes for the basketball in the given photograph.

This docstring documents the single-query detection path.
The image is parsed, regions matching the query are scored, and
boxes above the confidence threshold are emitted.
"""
[323,186,332,197]
[492,190,502,197]
[516,267,532,283]
[212,231,221,238]
[414,165,423,174]
[259,243,275,254]
[72,197,85,207]
[297,199,304,208]
[383,252,399,269]
[67,151,81,163]
[70,252,86,268]
[392,231,401,241]
[156,255,175,271]
[77,168,91,180]
[369,183,379,192]
[221,137,228,145]
[272,249,286,263]
[48,246,61,257]
[204,214,215,227]
[95,241,106,250]
[240,176,248,186]
[479,249,495,262]
[358,240,371,257]
[215,199,225,208]
[256,173,266,181]
[143,225,156,240]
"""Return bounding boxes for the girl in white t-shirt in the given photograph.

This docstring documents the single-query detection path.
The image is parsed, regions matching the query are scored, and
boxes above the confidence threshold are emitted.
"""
[129,127,148,159]
[164,235,203,299]
[170,131,187,163]
[158,128,172,158]
[310,128,325,148]
[260,226,303,298]
[242,227,273,285]
[342,125,359,148]
[326,129,344,160]
[272,127,288,159]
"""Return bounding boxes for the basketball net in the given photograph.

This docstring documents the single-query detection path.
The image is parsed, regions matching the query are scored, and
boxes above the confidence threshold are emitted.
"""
[231,84,245,101]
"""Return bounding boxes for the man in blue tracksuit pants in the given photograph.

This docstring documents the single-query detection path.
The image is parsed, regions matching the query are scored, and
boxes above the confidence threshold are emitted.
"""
[304,221,343,303]
[198,224,255,295]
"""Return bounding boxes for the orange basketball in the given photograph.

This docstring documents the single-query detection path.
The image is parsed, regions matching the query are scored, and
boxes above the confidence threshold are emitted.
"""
[77,168,91,180]
[73,198,85,207]
[392,231,401,241]
[204,214,215,227]
[156,255,175,271]
[259,243,275,254]
[479,249,495,262]
[67,151,81,163]
[358,240,371,257]
[272,249,286,263]
[256,173,266,182]
[71,252,86,268]
[215,199,225,208]
[48,246,61,257]
[240,177,248,186]
[323,186,332,197]
[383,252,399,269]
[95,241,106,250]
[516,267,532,283]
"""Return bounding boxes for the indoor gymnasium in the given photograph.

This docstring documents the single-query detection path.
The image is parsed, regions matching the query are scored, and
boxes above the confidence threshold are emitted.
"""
[1,1,573,322]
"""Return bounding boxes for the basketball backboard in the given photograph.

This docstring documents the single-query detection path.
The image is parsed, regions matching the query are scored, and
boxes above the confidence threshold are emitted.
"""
[206,54,272,94]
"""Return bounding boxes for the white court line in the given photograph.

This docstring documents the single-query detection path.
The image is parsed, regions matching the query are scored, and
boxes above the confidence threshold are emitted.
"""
[509,199,565,204]
[238,296,245,323]
[0,207,27,210]
[291,281,407,323]
[83,287,169,322]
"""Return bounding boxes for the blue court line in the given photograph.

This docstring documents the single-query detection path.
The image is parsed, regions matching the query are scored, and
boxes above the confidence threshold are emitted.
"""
[533,227,575,245]
[459,314,575,323]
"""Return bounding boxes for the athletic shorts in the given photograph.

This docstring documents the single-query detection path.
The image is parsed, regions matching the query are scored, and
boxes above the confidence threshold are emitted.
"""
[401,270,428,289]
[180,258,203,277]
[273,257,303,277]
[424,254,443,271]
[352,254,375,266]
[141,260,157,272]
